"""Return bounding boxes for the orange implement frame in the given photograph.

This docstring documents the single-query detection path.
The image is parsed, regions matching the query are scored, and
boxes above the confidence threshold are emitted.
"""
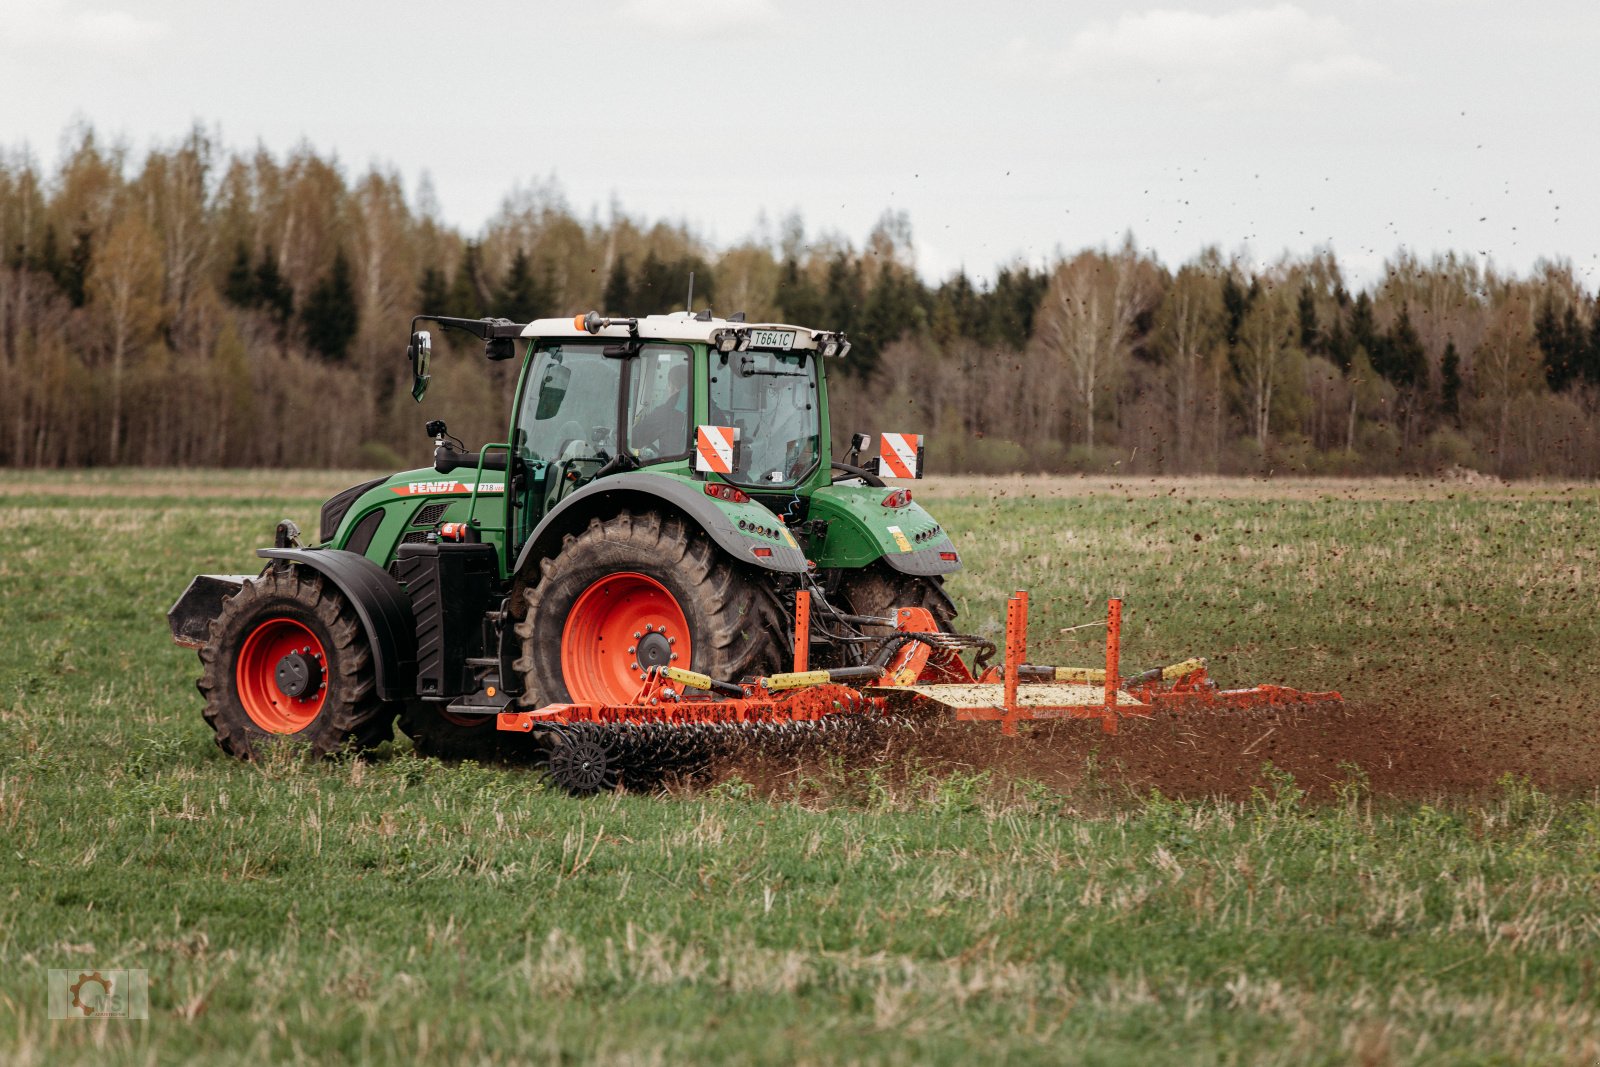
[895,594,1342,736]
[493,589,1341,738]
[942,593,1141,736]
[793,588,811,673]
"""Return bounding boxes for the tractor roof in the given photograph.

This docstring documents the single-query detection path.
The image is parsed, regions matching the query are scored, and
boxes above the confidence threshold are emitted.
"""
[520,311,845,353]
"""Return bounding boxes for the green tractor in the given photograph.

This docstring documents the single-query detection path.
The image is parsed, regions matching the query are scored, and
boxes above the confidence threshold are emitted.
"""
[169,309,961,763]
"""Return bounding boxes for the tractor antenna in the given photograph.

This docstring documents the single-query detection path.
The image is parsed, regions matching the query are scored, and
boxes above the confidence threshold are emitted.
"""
[685,272,695,313]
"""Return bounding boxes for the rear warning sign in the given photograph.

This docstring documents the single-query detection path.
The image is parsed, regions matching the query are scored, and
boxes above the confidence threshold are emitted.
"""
[879,432,922,479]
[696,425,740,474]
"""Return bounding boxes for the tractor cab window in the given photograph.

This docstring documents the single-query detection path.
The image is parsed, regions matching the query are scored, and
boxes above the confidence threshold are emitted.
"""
[708,349,820,487]
[626,344,691,460]
[518,345,622,465]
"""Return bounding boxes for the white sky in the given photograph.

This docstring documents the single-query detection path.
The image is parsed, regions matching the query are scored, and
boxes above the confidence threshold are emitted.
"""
[3,0,1596,289]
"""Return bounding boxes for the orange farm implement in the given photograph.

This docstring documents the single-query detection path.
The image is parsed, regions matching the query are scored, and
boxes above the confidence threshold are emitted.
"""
[496,593,1342,793]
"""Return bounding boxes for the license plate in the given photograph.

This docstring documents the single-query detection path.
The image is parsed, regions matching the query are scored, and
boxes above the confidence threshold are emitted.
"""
[748,329,794,350]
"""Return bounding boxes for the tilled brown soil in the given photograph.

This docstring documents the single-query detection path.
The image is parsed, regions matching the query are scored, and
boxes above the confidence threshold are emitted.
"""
[711,695,1600,802]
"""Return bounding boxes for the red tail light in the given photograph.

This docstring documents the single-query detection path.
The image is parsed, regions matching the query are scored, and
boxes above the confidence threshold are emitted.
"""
[939,551,959,562]
[881,488,913,508]
[752,547,773,557]
[704,482,750,504]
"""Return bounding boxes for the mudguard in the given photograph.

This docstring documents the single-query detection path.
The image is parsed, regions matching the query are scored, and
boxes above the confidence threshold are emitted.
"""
[512,471,809,579]
[806,484,961,576]
[256,548,418,701]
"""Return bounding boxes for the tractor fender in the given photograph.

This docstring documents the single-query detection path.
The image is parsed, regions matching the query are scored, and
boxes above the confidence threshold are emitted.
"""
[805,485,963,577]
[256,548,418,701]
[512,472,809,581]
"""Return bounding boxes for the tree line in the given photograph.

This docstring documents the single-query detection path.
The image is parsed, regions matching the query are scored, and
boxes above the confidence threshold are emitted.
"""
[2,125,1597,478]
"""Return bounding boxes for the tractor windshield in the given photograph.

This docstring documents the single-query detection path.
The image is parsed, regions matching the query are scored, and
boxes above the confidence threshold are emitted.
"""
[708,349,820,487]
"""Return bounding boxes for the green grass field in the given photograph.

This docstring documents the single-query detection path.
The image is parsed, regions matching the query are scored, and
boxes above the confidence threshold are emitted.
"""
[2,471,1598,1065]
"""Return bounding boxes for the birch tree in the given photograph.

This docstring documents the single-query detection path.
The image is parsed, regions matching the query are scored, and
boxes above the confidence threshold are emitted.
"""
[87,214,165,463]
[1235,289,1299,447]
[1036,242,1155,449]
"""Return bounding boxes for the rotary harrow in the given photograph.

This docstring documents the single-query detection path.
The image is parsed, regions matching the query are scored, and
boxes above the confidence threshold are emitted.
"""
[498,592,1343,794]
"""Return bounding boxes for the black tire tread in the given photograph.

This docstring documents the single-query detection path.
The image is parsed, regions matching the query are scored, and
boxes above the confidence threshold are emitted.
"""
[513,510,787,706]
[197,562,393,760]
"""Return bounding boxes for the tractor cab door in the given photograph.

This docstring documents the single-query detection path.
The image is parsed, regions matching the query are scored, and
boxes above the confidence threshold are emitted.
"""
[508,343,623,552]
[506,341,696,564]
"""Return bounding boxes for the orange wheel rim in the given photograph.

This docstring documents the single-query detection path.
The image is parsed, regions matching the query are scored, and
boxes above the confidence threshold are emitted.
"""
[561,572,691,705]
[236,618,327,733]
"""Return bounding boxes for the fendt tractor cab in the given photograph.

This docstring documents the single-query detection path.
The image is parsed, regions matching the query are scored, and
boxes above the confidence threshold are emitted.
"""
[170,309,961,763]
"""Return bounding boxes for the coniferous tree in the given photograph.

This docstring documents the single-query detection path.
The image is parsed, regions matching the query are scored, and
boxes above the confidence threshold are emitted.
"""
[418,264,449,313]
[982,266,1046,348]
[1325,314,1354,371]
[1297,284,1319,354]
[493,248,548,321]
[1386,303,1427,389]
[1535,299,1587,390]
[62,228,91,307]
[447,242,487,318]
[634,250,668,312]
[603,255,632,313]
[1586,307,1600,386]
[1535,300,1567,389]
[1349,291,1395,381]
[775,256,824,326]
[861,265,924,359]
[1220,273,1251,347]
[254,246,294,327]
[1440,340,1462,421]
[301,250,358,361]
[31,225,61,284]
[223,242,255,307]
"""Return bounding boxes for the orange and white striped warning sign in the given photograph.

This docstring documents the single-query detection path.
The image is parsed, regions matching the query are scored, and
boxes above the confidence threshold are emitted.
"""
[696,424,739,474]
[879,432,922,479]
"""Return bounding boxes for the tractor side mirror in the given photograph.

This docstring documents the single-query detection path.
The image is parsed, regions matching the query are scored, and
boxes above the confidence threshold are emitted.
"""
[408,330,432,402]
[534,362,571,421]
[484,336,516,361]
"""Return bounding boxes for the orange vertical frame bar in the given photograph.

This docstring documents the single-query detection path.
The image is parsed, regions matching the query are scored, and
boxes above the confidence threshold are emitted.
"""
[793,589,811,673]
[1002,590,1027,735]
[1102,597,1122,734]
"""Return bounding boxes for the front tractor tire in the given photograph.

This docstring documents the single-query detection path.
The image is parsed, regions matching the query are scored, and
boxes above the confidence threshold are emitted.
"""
[515,511,787,707]
[198,564,394,760]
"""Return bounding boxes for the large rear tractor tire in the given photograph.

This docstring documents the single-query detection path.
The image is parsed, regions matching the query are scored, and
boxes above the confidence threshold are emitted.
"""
[836,564,957,641]
[838,566,947,633]
[515,511,787,707]
[198,564,394,760]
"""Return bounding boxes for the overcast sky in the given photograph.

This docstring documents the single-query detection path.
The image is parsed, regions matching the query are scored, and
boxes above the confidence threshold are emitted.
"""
[3,0,1595,288]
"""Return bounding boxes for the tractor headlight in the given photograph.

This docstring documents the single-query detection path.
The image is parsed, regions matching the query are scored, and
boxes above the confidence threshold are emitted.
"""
[715,331,738,354]
[818,338,840,358]
[735,331,752,352]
